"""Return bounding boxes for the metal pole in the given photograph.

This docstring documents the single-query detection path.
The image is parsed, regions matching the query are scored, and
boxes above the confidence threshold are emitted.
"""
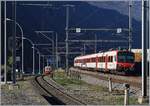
[22,30,24,75]
[12,1,16,84]
[124,84,130,105]
[56,32,58,69]
[141,0,148,97]
[94,34,97,53]
[66,6,69,74]
[42,55,44,73]
[128,0,132,51]
[15,23,24,75]
[39,52,40,74]
[6,19,24,75]
[108,77,112,92]
[47,58,48,66]
[4,1,7,83]
[32,44,35,75]
[83,44,86,55]
[0,1,1,82]
[52,40,54,68]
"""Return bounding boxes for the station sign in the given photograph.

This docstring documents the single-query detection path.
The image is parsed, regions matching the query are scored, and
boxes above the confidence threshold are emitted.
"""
[76,28,81,33]
[117,28,122,33]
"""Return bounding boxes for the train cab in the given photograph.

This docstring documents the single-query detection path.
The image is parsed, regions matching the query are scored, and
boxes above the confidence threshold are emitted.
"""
[43,66,52,75]
[116,51,135,72]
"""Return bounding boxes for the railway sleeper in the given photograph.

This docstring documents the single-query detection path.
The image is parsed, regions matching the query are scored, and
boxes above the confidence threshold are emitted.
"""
[34,75,85,105]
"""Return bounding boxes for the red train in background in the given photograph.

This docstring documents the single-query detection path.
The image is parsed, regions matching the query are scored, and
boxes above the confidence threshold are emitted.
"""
[43,66,53,75]
[74,49,135,75]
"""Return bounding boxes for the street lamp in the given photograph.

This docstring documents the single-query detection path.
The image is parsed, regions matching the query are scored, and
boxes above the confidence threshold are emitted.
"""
[41,55,45,74]
[22,37,34,75]
[6,18,24,75]
[32,47,41,74]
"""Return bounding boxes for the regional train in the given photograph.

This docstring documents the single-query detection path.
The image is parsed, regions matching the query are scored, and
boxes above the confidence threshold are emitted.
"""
[74,49,135,75]
[43,66,53,75]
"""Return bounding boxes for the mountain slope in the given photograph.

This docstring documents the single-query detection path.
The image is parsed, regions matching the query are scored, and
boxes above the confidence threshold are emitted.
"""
[5,1,141,69]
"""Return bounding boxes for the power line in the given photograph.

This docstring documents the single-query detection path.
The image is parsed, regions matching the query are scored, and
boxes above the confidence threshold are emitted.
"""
[68,39,128,43]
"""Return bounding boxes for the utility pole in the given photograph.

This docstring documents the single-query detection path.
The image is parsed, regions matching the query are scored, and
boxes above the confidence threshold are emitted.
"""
[33,47,40,75]
[141,0,149,98]
[65,5,69,74]
[56,32,58,69]
[128,0,132,51]
[4,0,7,83]
[42,55,45,73]
[0,1,1,81]
[47,58,49,66]
[12,1,16,84]
[94,34,97,53]
[64,4,74,74]
[39,52,41,74]
[83,43,86,55]
[32,44,35,75]
[6,19,24,75]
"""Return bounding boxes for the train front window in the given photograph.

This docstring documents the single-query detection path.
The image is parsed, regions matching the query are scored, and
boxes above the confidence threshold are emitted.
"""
[118,52,134,63]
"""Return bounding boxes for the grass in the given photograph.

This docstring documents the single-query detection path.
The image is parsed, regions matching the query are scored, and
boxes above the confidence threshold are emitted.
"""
[53,71,85,86]
[53,71,146,105]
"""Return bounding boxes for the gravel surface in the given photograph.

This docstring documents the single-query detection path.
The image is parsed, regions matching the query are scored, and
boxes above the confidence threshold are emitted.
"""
[1,77,48,105]
[70,67,142,83]
[80,74,142,97]
[45,73,144,105]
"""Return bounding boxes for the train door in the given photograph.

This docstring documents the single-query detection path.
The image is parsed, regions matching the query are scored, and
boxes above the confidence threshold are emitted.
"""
[105,55,108,72]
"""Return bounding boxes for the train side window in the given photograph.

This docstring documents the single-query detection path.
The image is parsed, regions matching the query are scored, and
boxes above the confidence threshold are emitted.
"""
[114,56,116,62]
[92,58,95,62]
[88,58,90,62]
[100,57,102,62]
[110,56,111,62]
[102,57,104,62]
[108,56,110,62]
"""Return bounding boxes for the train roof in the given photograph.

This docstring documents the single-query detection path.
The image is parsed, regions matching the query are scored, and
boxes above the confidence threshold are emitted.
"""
[74,49,132,60]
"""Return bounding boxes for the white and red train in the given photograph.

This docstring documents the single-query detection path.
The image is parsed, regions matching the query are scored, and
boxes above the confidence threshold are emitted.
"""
[43,66,53,75]
[74,49,135,74]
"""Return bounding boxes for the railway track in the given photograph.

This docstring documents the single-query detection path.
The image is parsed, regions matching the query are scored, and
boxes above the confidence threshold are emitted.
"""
[70,67,142,88]
[32,75,85,105]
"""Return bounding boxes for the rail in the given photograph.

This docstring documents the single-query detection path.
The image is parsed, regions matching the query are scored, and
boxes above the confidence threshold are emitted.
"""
[32,75,85,105]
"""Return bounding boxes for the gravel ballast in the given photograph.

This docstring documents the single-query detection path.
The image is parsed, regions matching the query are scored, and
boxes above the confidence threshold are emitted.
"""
[45,71,149,105]
[1,77,49,105]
